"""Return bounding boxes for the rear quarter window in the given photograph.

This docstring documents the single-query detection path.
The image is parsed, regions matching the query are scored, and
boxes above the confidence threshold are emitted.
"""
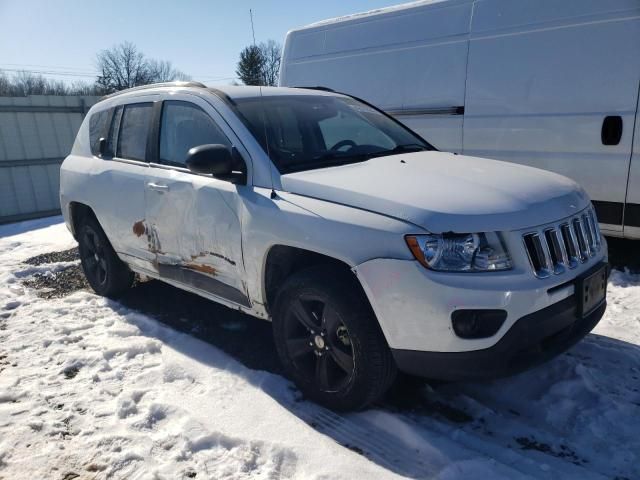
[89,109,111,156]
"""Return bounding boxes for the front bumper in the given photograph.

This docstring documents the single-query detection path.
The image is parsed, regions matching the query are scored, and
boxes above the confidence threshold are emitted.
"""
[391,291,606,381]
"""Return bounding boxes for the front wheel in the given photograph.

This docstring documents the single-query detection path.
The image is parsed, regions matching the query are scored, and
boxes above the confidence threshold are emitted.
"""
[78,216,134,298]
[273,266,396,411]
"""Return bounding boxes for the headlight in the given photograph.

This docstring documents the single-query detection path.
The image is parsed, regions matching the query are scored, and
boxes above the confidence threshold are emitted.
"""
[405,232,512,272]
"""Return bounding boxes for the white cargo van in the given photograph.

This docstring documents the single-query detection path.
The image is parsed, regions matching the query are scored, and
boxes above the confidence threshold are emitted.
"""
[280,0,640,239]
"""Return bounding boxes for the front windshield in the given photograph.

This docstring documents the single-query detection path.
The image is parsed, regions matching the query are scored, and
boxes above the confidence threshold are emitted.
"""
[233,94,433,173]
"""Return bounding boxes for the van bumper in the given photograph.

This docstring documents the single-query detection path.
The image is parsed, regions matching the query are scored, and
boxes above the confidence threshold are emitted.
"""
[391,293,606,381]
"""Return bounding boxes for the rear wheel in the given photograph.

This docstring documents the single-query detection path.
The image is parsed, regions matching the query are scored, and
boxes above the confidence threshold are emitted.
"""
[78,216,133,298]
[273,266,396,411]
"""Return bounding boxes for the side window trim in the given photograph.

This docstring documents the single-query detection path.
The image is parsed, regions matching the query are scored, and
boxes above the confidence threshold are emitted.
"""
[109,106,123,158]
[147,100,163,164]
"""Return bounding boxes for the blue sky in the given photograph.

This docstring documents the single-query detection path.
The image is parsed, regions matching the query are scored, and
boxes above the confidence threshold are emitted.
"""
[0,0,402,85]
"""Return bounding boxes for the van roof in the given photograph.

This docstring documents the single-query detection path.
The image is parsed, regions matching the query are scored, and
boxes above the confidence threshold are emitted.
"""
[299,0,455,30]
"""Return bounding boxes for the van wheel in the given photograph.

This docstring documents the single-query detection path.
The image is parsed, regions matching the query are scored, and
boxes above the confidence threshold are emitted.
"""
[78,216,133,298]
[273,266,396,411]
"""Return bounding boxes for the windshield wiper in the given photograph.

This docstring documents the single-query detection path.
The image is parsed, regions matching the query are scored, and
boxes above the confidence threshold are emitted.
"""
[285,154,373,173]
[383,144,429,154]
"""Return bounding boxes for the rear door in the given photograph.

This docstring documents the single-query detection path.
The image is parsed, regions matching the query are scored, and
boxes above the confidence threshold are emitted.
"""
[463,0,640,235]
[89,100,154,264]
[143,95,249,307]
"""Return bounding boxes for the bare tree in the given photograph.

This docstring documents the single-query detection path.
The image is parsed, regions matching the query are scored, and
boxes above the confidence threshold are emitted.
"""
[95,42,190,93]
[147,59,191,83]
[68,80,106,96]
[0,70,12,96]
[259,40,282,86]
[95,42,152,93]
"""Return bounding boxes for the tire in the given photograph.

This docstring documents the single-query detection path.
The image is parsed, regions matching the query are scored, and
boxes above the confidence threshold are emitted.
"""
[273,265,396,411]
[78,215,134,298]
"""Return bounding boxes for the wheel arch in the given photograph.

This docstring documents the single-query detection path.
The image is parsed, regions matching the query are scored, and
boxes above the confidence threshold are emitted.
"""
[263,244,366,315]
[68,202,98,239]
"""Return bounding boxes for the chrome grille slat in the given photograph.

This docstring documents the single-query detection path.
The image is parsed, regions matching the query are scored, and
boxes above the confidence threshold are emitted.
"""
[523,207,602,278]
[573,218,590,261]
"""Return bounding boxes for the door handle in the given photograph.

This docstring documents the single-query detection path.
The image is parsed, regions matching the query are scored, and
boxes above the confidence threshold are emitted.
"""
[602,116,623,146]
[148,182,169,192]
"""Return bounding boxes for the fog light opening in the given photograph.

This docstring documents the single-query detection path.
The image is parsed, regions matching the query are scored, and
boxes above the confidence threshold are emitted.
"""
[451,310,507,339]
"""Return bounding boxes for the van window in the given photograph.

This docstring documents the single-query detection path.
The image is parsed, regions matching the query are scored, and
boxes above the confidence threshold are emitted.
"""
[89,109,111,156]
[117,103,153,162]
[159,101,231,167]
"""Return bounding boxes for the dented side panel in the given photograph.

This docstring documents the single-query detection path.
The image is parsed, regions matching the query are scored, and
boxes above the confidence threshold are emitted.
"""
[143,166,247,302]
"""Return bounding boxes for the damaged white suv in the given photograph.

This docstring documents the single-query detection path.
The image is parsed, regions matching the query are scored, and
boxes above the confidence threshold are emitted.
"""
[60,82,608,410]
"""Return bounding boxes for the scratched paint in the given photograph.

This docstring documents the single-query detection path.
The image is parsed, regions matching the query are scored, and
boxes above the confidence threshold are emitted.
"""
[191,252,236,267]
[184,263,217,276]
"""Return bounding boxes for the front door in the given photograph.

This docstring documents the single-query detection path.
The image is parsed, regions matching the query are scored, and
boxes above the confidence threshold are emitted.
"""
[143,95,249,307]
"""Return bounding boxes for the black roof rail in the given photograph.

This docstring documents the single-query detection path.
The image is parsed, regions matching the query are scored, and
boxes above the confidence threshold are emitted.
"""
[291,85,335,92]
[100,81,208,101]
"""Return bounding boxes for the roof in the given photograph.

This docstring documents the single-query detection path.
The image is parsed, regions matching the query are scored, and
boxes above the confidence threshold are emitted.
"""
[97,82,341,105]
[211,85,339,100]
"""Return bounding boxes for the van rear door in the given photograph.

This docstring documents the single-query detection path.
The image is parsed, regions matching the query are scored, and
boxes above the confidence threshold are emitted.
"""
[624,86,640,239]
[462,0,640,236]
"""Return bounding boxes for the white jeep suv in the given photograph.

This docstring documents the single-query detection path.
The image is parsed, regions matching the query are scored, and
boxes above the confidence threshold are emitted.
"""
[60,82,608,410]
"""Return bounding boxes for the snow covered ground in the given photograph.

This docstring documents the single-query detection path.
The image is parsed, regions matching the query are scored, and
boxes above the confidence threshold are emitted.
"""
[0,217,639,479]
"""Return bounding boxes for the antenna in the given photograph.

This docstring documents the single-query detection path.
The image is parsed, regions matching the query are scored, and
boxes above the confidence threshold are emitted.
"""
[249,8,277,199]
[249,9,257,46]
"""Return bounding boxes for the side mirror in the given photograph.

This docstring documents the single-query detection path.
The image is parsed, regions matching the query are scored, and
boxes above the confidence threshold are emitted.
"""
[185,144,233,176]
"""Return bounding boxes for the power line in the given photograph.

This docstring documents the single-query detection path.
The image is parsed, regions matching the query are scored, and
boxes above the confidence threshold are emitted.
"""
[0,66,240,82]
[0,63,97,74]
[0,68,97,78]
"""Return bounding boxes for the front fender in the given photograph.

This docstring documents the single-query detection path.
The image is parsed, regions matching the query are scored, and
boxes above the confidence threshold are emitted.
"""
[239,188,422,312]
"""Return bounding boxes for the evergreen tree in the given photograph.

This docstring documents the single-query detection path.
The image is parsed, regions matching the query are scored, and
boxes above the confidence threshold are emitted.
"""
[236,45,266,86]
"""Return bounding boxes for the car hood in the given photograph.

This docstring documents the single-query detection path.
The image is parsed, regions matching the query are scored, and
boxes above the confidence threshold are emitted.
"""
[280,152,590,233]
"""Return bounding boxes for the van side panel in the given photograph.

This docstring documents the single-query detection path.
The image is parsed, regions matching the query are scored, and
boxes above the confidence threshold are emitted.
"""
[280,0,473,152]
[463,0,640,235]
[623,84,640,239]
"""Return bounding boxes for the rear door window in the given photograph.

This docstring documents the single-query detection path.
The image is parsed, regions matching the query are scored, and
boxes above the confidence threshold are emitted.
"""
[159,101,231,167]
[117,103,153,161]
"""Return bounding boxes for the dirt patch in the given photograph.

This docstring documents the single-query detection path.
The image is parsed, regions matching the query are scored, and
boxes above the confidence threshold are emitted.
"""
[23,264,89,299]
[515,436,587,465]
[21,248,90,299]
[63,366,80,379]
[23,248,79,266]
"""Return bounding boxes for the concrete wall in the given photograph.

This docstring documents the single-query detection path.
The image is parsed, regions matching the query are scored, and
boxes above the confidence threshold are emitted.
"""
[0,95,98,224]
